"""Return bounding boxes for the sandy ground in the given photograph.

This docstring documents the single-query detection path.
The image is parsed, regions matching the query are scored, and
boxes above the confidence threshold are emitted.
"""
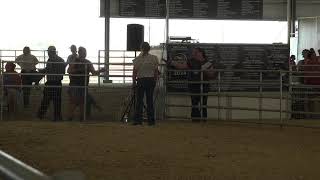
[0,120,320,180]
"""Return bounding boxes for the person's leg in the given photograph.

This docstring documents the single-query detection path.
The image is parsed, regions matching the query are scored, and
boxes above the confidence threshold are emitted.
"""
[31,70,44,85]
[79,88,86,121]
[190,84,201,121]
[7,89,15,118]
[133,79,145,125]
[37,86,50,119]
[202,95,208,121]
[145,79,156,125]
[21,72,32,107]
[191,95,200,121]
[68,96,78,121]
[86,93,93,118]
[89,94,102,111]
[53,84,62,121]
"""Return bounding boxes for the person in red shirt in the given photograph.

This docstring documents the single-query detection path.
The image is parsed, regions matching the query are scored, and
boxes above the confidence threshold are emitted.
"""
[304,49,320,85]
[303,49,320,118]
[3,62,22,117]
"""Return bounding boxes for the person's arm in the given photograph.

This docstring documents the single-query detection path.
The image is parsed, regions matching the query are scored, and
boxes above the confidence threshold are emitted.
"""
[170,61,189,69]
[67,62,76,74]
[154,57,160,80]
[88,63,105,75]
[15,56,23,68]
[132,66,137,87]
[16,74,22,88]
[33,55,39,67]
[38,59,49,73]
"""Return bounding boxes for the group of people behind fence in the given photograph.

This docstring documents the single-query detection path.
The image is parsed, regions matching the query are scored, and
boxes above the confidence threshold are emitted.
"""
[2,45,102,121]
[290,48,320,119]
[1,43,217,125]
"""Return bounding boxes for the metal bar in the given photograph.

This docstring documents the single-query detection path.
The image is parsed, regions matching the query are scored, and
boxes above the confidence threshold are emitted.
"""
[165,0,170,44]
[123,51,125,83]
[1,61,3,121]
[280,71,284,128]
[0,150,50,180]
[200,70,203,120]
[259,72,263,121]
[98,50,101,86]
[287,0,292,44]
[166,104,289,113]
[84,66,88,122]
[104,0,111,82]
[218,72,221,120]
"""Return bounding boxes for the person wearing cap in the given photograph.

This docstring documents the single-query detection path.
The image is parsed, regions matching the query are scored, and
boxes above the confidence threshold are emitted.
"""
[132,42,159,126]
[67,46,104,121]
[37,46,66,121]
[3,62,22,117]
[66,45,101,118]
[15,46,43,107]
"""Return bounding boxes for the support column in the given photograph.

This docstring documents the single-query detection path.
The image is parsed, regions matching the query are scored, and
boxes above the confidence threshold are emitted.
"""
[104,0,112,83]
[287,0,296,43]
[166,0,170,44]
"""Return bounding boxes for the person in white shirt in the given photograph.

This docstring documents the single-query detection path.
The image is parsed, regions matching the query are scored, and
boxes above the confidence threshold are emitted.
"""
[132,42,159,126]
[15,46,43,107]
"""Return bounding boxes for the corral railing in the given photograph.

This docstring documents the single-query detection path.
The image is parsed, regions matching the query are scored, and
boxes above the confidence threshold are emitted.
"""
[165,65,320,128]
[1,49,320,128]
[0,150,50,180]
[0,48,167,122]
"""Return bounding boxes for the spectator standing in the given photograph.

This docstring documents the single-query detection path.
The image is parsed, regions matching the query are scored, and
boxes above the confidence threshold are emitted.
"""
[304,49,320,118]
[132,42,159,126]
[15,46,43,107]
[169,47,215,122]
[3,62,22,117]
[67,47,103,121]
[67,45,78,64]
[37,46,66,121]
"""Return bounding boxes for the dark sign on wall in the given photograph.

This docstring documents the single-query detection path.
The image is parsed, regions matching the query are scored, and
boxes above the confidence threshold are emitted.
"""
[166,43,289,92]
[118,0,263,19]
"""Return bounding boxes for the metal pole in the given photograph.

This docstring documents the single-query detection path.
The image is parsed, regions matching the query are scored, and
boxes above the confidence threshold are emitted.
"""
[0,151,50,180]
[164,0,170,120]
[1,61,3,121]
[165,0,170,44]
[287,0,292,44]
[84,66,87,121]
[200,70,203,121]
[164,64,168,121]
[98,50,101,86]
[259,72,263,121]
[218,72,221,121]
[123,51,125,84]
[104,0,111,83]
[280,71,283,128]
[287,0,296,43]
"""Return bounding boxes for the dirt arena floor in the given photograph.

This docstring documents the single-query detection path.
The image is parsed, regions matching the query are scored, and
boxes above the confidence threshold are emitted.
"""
[0,120,320,180]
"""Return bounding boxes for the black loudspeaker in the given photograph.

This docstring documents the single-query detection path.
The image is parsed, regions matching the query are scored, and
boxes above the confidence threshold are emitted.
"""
[127,24,144,51]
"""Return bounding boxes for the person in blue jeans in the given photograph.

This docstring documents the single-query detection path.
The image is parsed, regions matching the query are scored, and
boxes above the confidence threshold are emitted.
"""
[37,46,66,121]
[169,47,215,122]
[132,42,159,126]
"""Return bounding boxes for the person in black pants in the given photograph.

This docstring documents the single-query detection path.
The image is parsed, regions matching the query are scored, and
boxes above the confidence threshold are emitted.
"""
[169,47,215,122]
[15,46,43,107]
[132,42,159,126]
[37,46,66,121]
[67,47,105,121]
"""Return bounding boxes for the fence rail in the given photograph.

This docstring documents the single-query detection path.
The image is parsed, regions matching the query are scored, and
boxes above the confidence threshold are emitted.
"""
[2,49,320,179]
[0,150,50,180]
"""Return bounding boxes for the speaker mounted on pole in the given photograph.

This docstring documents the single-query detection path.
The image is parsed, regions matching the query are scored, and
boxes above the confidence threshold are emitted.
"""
[127,24,144,52]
